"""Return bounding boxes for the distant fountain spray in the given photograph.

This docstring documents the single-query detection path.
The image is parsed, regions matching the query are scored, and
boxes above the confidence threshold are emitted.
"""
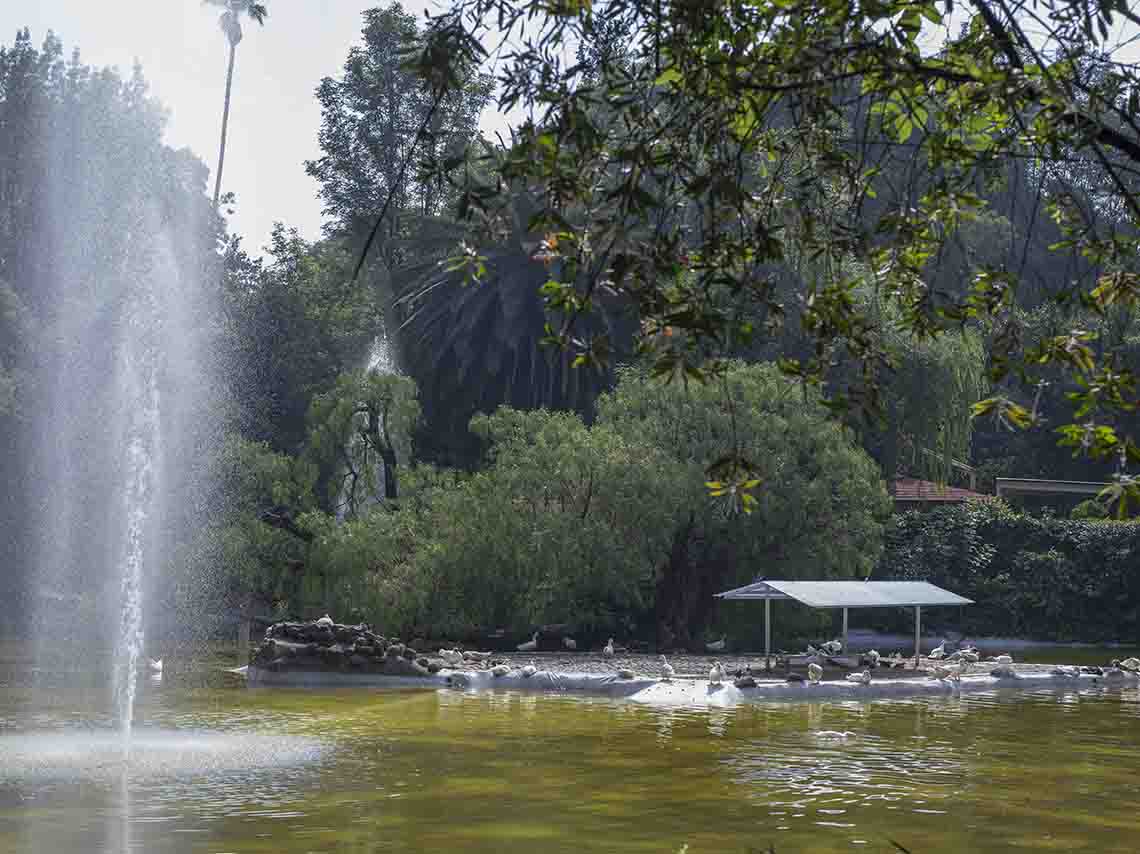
[112,280,162,739]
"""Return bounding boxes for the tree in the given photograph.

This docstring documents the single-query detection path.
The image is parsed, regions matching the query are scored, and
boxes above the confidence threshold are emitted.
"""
[408,0,1140,513]
[598,363,892,647]
[220,226,382,457]
[389,191,629,467]
[391,362,889,644]
[305,2,491,252]
[307,370,420,514]
[205,0,267,207]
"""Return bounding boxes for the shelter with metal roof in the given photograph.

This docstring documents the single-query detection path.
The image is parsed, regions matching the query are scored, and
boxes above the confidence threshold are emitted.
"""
[714,580,973,665]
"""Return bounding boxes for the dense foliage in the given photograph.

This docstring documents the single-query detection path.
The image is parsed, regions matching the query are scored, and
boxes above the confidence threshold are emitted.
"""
[882,500,1140,641]
[206,362,890,646]
[409,0,1140,511]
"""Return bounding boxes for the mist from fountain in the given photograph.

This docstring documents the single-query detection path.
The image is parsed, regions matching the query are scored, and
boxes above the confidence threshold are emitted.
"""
[24,112,218,738]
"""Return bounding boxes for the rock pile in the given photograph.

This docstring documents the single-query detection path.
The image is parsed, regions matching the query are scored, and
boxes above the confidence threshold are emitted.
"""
[251,619,431,677]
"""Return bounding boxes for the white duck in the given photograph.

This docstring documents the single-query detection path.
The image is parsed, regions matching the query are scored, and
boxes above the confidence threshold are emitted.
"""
[315,614,334,628]
[807,662,823,684]
[147,658,163,673]
[990,661,1016,678]
[864,650,881,668]
[930,664,960,682]
[563,636,578,651]
[821,639,843,655]
[438,648,464,667]
[1118,657,1140,672]
[491,664,511,677]
[706,635,727,653]
[522,661,537,678]
[846,669,871,685]
[603,638,615,658]
[516,632,538,653]
[929,641,947,660]
[991,654,1014,666]
[660,655,675,681]
[708,660,726,684]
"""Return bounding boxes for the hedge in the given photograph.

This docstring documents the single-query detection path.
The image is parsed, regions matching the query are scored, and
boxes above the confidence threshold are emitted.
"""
[877,500,1140,642]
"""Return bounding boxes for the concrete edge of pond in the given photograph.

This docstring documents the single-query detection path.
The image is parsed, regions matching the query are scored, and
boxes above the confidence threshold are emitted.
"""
[243,665,1140,705]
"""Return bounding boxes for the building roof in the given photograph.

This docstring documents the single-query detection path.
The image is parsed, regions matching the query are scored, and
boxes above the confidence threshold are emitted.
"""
[891,477,989,503]
[714,580,973,609]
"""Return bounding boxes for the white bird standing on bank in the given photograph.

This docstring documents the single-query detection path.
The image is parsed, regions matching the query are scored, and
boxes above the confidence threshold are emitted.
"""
[147,658,163,673]
[706,635,727,653]
[603,638,615,658]
[846,669,871,685]
[517,632,538,652]
[522,661,537,678]
[807,663,823,684]
[316,614,334,628]
[439,649,464,667]
[930,664,960,682]
[660,655,675,681]
[709,660,726,684]
[563,636,577,650]
[929,641,947,660]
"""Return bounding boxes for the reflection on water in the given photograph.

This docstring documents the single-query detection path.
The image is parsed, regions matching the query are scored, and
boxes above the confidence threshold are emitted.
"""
[1,649,1140,853]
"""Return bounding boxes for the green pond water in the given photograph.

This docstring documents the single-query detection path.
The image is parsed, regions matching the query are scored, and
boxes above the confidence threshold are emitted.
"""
[2,646,1139,853]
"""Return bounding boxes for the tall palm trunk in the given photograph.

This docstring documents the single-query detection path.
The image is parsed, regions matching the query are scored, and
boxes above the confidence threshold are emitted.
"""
[213,42,237,208]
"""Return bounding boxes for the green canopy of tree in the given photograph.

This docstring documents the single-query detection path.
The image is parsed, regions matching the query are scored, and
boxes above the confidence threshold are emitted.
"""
[255,362,889,642]
[404,0,1140,512]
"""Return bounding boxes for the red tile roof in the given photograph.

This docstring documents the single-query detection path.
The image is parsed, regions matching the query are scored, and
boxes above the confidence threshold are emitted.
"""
[890,477,990,503]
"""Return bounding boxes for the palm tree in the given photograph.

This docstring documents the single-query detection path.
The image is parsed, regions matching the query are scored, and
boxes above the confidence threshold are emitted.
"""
[387,195,632,467]
[205,1,268,207]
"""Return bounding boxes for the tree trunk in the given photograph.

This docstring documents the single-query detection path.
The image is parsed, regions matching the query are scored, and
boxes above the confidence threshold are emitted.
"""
[213,42,238,207]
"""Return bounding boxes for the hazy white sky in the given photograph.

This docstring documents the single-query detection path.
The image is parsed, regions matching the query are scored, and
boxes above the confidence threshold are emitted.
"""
[1,1,491,253]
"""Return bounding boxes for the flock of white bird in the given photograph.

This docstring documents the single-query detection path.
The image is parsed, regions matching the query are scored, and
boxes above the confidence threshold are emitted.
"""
[226,617,1140,690]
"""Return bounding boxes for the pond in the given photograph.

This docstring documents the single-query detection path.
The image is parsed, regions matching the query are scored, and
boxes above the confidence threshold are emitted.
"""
[2,646,1139,853]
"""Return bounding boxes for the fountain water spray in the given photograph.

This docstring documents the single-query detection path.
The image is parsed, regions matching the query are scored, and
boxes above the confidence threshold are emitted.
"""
[112,280,162,740]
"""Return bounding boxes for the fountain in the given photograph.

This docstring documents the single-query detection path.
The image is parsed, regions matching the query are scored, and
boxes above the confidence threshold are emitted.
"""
[19,87,219,735]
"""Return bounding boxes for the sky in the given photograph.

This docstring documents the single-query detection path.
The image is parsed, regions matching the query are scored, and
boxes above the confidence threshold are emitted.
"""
[0,0,498,253]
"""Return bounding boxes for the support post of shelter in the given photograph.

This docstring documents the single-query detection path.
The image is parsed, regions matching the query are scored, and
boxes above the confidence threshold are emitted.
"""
[842,607,848,653]
[913,606,921,669]
[764,598,771,669]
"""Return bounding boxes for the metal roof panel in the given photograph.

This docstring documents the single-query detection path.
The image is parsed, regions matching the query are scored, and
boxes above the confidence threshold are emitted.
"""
[715,580,972,608]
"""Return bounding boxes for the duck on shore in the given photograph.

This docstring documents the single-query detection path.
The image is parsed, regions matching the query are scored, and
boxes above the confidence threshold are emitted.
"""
[516,632,538,653]
[603,638,615,658]
[708,660,726,684]
[660,655,675,681]
[706,635,727,653]
[807,663,823,684]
